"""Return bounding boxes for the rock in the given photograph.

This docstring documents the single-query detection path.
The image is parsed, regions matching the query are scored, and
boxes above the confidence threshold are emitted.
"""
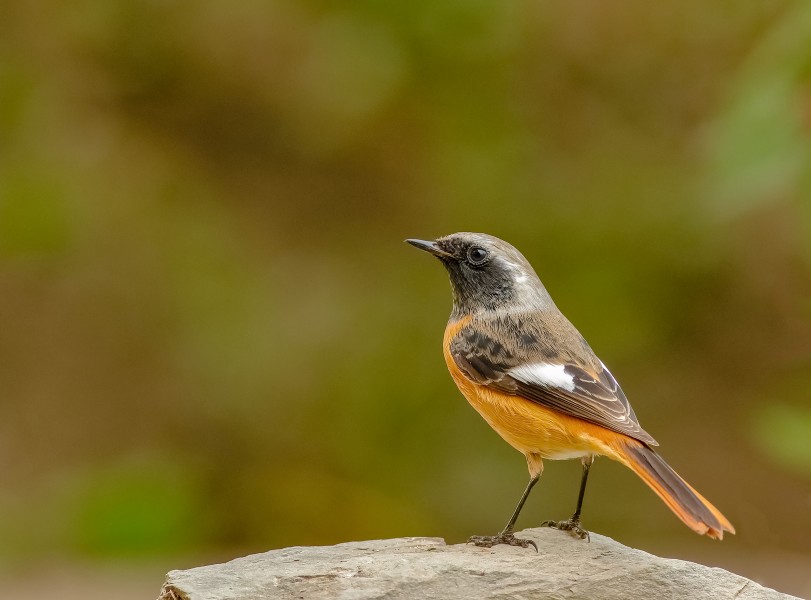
[158,528,799,600]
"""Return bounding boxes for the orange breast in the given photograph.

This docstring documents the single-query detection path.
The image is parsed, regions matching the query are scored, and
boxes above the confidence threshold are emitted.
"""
[443,317,621,463]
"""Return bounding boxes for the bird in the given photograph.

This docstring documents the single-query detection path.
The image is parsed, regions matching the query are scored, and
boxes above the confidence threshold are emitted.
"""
[406,232,734,549]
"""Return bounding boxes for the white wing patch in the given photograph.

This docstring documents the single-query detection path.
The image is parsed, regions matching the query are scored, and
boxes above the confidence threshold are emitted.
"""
[509,363,575,392]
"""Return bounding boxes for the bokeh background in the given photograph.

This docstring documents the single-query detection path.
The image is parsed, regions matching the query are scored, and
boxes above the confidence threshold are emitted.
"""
[1,1,810,598]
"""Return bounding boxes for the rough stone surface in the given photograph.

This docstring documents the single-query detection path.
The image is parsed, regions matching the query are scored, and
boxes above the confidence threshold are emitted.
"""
[158,528,799,600]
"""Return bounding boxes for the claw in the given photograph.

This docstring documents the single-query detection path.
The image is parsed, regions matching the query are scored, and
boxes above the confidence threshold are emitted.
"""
[541,518,590,541]
[468,532,538,551]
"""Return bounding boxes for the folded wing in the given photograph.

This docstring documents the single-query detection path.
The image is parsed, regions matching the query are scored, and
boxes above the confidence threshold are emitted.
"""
[450,329,658,447]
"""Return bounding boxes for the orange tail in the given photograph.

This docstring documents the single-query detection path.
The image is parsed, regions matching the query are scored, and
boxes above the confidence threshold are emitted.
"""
[615,440,735,540]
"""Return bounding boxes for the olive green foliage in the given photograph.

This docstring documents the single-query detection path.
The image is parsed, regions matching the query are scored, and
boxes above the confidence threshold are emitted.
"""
[0,0,809,594]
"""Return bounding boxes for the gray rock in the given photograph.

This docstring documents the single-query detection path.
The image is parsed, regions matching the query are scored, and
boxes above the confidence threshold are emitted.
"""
[158,528,799,600]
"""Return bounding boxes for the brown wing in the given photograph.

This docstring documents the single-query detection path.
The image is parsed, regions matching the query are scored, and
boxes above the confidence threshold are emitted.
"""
[450,327,658,446]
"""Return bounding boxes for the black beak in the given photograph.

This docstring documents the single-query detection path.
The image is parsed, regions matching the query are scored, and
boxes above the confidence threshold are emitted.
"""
[405,238,454,259]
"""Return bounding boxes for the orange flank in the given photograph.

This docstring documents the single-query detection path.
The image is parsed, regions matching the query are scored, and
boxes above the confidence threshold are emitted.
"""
[442,316,735,540]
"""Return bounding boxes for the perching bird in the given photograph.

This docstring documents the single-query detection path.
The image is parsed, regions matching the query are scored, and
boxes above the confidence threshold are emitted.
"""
[407,232,734,548]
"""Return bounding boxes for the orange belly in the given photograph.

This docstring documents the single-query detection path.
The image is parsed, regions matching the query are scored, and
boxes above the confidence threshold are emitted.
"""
[443,317,620,465]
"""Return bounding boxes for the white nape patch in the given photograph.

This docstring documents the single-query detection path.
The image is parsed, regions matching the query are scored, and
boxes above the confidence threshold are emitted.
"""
[514,273,528,283]
[509,363,575,392]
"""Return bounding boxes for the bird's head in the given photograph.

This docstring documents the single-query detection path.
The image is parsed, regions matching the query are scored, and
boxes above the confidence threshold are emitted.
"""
[406,232,553,316]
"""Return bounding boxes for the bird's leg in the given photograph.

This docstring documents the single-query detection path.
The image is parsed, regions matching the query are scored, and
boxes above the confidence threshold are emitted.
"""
[542,456,593,540]
[468,475,539,551]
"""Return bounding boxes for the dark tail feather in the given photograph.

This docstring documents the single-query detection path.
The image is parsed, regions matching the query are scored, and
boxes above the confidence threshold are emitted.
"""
[618,441,735,540]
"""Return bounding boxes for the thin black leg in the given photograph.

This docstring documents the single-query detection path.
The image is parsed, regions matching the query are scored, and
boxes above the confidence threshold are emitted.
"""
[541,456,594,540]
[468,475,540,550]
[503,475,539,533]
[572,456,592,521]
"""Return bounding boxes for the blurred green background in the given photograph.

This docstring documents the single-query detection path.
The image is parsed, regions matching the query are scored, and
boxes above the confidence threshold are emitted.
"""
[1,1,810,598]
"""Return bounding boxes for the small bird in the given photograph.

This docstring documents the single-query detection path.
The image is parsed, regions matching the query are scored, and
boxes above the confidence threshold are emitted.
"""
[407,232,734,548]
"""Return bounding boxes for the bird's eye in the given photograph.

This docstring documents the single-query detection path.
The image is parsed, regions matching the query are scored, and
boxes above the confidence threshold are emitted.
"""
[467,246,488,265]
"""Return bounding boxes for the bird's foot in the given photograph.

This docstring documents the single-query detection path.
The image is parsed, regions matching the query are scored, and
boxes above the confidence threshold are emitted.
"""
[468,531,537,551]
[541,517,590,541]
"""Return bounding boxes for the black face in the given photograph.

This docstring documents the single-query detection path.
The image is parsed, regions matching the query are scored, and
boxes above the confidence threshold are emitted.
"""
[407,232,550,316]
[430,233,525,314]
